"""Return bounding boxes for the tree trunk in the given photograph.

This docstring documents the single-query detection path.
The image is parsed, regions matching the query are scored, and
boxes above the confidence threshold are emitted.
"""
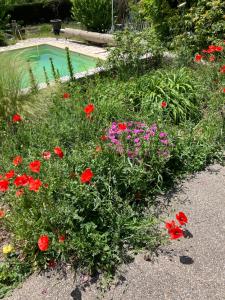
[116,0,129,24]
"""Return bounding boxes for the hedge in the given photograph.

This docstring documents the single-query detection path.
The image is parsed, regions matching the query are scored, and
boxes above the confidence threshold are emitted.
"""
[8,1,72,25]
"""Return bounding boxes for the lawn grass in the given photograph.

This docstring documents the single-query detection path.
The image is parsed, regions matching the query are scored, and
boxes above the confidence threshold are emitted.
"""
[24,22,86,42]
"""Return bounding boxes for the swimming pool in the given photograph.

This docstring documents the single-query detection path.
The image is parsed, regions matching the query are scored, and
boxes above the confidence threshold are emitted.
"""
[5,44,98,88]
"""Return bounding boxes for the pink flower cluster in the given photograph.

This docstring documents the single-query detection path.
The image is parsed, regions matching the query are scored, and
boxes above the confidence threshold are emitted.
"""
[105,121,170,159]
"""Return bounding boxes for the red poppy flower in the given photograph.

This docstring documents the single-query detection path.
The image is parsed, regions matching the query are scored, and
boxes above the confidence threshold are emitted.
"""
[209,55,215,62]
[38,235,49,251]
[29,160,41,173]
[29,178,42,192]
[12,114,22,123]
[223,88,225,93]
[208,45,216,51]
[44,183,49,189]
[95,146,102,152]
[42,151,51,160]
[13,156,22,166]
[5,170,15,180]
[161,101,167,108]
[63,92,70,99]
[169,226,184,239]
[165,220,176,231]
[176,211,188,225]
[194,54,203,62]
[118,123,127,131]
[54,147,64,158]
[220,65,225,73]
[16,189,24,197]
[0,210,5,218]
[0,180,9,192]
[14,174,29,187]
[58,235,66,243]
[100,135,108,141]
[80,168,94,183]
[214,46,223,52]
[84,104,94,117]
[202,49,213,54]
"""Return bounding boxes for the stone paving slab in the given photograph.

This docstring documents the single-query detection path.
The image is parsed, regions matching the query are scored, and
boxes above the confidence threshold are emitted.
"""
[0,38,108,60]
[5,164,225,300]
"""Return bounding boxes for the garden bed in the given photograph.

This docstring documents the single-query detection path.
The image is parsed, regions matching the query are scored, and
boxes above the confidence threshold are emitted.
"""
[0,48,224,298]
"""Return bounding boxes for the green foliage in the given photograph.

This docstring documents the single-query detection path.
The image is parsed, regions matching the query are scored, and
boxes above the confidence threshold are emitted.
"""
[0,258,31,299]
[139,0,225,51]
[49,57,59,82]
[65,47,74,81]
[106,28,164,76]
[28,63,38,92]
[0,31,7,46]
[0,0,11,32]
[174,0,225,51]
[94,67,203,124]
[43,66,50,86]
[70,0,111,32]
[0,55,24,119]
[139,0,182,44]
[138,67,203,124]
[0,48,224,294]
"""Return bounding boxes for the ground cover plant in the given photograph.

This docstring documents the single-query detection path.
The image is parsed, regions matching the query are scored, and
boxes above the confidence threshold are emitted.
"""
[0,44,224,298]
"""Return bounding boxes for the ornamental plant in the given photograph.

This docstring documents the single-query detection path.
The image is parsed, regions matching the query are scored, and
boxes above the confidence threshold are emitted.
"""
[0,210,5,218]
[0,55,24,119]
[38,235,50,252]
[12,114,22,123]
[105,121,171,161]
[165,211,189,240]
[106,28,164,76]
[54,147,64,158]
[84,104,95,119]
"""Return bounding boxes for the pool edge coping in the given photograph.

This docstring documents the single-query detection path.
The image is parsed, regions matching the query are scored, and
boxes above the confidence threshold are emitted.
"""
[0,37,108,61]
[21,66,106,94]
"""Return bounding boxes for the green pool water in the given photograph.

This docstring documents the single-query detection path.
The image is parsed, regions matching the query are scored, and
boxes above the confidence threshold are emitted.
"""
[6,44,98,88]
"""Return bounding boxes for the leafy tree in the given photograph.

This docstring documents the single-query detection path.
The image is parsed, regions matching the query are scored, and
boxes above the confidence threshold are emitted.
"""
[70,0,111,32]
[175,0,225,50]
[139,0,181,43]
[0,0,11,28]
[139,0,225,50]
[42,0,65,18]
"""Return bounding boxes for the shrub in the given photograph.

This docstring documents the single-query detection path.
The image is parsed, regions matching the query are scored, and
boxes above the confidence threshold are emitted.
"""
[70,0,111,32]
[106,28,164,76]
[139,0,180,43]
[173,0,225,51]
[138,67,203,124]
[0,31,7,46]
[139,0,225,51]
[0,1,10,29]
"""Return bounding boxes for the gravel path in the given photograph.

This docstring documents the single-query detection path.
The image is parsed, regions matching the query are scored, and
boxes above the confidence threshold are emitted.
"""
[6,164,225,300]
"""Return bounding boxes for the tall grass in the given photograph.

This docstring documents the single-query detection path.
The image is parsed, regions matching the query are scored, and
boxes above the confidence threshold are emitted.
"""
[0,54,24,119]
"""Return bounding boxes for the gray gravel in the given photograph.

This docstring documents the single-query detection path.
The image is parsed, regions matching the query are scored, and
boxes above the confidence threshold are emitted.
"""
[6,164,225,300]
